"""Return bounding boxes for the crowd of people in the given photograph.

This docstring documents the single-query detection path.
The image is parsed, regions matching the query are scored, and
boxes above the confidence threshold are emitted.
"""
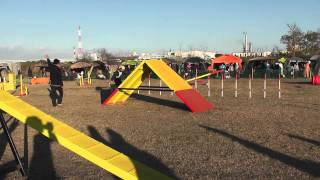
[58,59,316,88]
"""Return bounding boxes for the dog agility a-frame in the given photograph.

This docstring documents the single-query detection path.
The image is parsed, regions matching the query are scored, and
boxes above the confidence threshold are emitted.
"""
[103,60,213,113]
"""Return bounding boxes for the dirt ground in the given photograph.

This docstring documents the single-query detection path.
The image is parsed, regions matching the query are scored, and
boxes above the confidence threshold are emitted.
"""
[0,77,319,179]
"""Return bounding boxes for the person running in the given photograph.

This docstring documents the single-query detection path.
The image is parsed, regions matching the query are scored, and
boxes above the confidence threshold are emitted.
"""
[46,55,63,106]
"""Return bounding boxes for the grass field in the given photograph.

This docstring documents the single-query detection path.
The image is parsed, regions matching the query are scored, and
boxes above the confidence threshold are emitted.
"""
[1,78,319,179]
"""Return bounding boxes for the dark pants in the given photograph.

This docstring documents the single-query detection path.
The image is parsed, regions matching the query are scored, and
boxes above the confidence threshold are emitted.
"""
[50,86,63,106]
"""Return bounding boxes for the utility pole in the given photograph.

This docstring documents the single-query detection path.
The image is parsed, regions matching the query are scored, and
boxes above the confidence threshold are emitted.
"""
[76,26,84,60]
[243,32,248,54]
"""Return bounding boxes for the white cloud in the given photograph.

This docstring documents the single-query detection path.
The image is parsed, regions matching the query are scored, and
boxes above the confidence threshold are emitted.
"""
[0,45,73,60]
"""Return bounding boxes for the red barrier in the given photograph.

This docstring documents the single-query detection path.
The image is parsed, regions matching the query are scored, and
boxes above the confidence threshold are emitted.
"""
[31,77,49,85]
[312,75,320,85]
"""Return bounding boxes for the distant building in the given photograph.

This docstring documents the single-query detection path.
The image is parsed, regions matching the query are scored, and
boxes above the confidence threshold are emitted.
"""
[168,50,216,60]
[232,51,272,58]
[89,53,98,61]
[139,53,165,60]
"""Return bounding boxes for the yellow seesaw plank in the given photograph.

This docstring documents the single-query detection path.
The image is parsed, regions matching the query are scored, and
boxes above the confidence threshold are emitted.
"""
[145,60,192,91]
[107,60,147,104]
[0,91,171,180]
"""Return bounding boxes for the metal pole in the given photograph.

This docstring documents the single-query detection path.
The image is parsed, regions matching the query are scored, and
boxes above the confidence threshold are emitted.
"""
[159,79,162,96]
[208,74,211,97]
[249,74,252,99]
[293,69,295,79]
[309,70,312,79]
[235,73,238,98]
[0,112,26,176]
[148,73,151,95]
[264,73,266,99]
[24,123,28,173]
[278,74,281,99]
[221,72,224,98]
[251,67,254,80]
[20,74,23,95]
[195,68,198,90]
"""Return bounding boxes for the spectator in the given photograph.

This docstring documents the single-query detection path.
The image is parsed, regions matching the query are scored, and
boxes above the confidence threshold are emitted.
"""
[279,62,285,78]
[28,66,33,79]
[304,61,311,78]
[112,66,125,87]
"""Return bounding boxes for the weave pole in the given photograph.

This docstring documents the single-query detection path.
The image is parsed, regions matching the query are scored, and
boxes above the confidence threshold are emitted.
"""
[148,73,151,95]
[88,77,92,85]
[263,73,266,99]
[251,67,254,80]
[82,75,84,86]
[293,69,295,79]
[278,74,281,99]
[221,72,224,98]
[170,74,173,95]
[20,74,24,95]
[159,79,162,96]
[249,74,252,99]
[79,75,84,86]
[208,74,211,97]
[235,73,238,98]
[309,71,312,79]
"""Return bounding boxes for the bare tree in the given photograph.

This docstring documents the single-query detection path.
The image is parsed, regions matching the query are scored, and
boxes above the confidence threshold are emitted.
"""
[302,31,319,55]
[280,23,304,56]
[97,48,114,61]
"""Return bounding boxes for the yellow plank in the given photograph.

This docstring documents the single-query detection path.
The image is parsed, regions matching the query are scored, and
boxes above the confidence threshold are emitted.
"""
[0,91,171,180]
[107,61,146,104]
[186,73,211,82]
[145,60,192,91]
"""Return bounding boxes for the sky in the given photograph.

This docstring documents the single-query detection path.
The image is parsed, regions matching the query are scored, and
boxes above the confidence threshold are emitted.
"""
[0,0,319,60]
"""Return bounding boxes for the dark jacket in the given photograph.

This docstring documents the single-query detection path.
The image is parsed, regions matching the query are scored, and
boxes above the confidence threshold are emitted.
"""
[47,59,63,86]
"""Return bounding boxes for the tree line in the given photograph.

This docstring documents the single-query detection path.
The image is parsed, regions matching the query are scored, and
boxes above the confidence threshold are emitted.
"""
[281,23,320,58]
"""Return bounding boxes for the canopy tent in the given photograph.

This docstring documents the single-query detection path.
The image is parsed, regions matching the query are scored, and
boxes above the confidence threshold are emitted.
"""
[208,55,242,70]
[212,55,242,64]
[91,61,105,68]
[248,57,277,62]
[34,60,48,68]
[185,57,206,64]
[310,55,320,61]
[70,61,92,69]
[162,58,177,64]
[287,57,306,64]
[121,59,140,66]
[102,59,122,65]
[0,63,9,69]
